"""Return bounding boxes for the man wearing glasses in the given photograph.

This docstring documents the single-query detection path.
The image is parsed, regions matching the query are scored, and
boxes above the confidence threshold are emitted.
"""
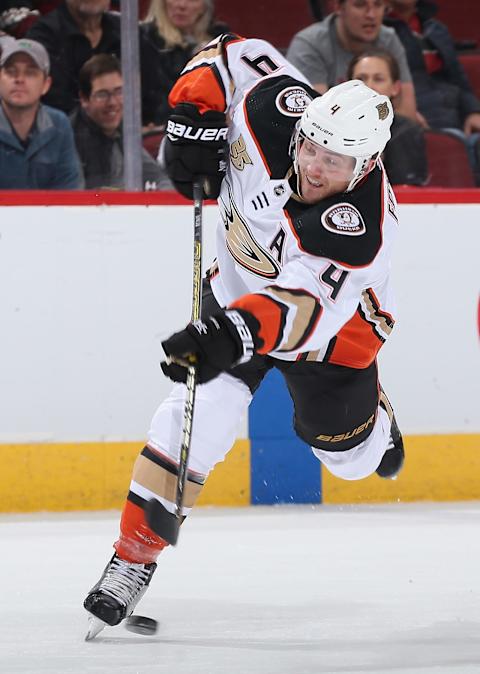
[70,53,164,190]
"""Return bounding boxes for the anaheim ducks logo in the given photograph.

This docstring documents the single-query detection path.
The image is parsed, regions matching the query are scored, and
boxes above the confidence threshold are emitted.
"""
[220,185,281,279]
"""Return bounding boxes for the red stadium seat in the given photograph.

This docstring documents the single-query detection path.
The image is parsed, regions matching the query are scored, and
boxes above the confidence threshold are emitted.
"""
[436,0,480,45]
[215,0,312,50]
[142,131,164,160]
[458,53,480,99]
[424,130,475,187]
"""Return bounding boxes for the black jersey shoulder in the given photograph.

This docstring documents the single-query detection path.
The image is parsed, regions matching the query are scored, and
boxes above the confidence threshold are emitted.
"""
[244,75,318,179]
[286,166,385,267]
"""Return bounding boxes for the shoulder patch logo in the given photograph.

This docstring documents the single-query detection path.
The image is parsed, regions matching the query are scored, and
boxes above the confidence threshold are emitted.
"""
[321,203,366,237]
[230,134,253,171]
[275,86,312,117]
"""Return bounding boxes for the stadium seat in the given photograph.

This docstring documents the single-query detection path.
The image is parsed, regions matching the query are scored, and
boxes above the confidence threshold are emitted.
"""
[436,0,480,45]
[458,53,480,99]
[215,0,312,50]
[424,130,475,187]
[142,131,164,160]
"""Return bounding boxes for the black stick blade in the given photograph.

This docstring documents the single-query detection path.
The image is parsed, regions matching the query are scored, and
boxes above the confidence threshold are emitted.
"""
[145,499,181,545]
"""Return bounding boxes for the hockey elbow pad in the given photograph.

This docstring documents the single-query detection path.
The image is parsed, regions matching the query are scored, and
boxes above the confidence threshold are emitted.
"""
[164,103,228,200]
[161,309,262,384]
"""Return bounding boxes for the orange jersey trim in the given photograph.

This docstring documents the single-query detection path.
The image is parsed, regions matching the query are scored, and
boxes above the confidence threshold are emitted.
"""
[328,309,383,369]
[169,65,227,113]
[231,294,283,354]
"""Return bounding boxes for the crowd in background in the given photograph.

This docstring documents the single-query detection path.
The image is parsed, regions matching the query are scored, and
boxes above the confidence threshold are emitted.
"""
[0,0,479,190]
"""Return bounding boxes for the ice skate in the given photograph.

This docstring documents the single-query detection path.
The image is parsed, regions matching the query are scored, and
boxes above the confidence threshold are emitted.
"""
[376,412,404,479]
[84,553,157,639]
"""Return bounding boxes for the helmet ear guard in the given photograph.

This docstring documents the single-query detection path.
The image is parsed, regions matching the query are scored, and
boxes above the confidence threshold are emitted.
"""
[291,80,393,192]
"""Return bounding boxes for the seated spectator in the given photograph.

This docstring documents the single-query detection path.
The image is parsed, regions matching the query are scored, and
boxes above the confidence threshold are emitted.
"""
[385,0,480,182]
[347,47,427,185]
[140,0,227,128]
[26,0,121,114]
[0,38,82,188]
[70,53,168,190]
[286,0,417,121]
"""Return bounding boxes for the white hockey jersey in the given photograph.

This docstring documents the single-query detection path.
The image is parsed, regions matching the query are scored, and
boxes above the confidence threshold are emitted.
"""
[169,35,398,369]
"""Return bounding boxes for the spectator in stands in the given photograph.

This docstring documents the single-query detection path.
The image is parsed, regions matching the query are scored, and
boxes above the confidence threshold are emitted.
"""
[286,0,417,121]
[385,0,480,182]
[347,47,427,185]
[70,54,167,190]
[0,38,82,188]
[26,0,121,114]
[140,0,228,128]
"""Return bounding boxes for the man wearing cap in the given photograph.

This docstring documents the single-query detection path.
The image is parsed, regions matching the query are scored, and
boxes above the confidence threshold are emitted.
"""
[0,38,82,188]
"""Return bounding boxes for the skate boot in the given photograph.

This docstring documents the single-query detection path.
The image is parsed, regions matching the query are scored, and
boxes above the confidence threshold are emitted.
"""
[84,553,157,640]
[376,412,404,479]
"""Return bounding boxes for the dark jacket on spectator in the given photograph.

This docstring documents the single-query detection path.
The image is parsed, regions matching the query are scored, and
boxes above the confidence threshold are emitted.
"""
[385,1,480,128]
[26,2,121,113]
[0,102,82,188]
[139,20,227,126]
[383,114,428,185]
[70,106,165,190]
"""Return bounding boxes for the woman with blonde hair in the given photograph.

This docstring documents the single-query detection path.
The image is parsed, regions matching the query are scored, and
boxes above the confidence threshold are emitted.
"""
[140,0,227,127]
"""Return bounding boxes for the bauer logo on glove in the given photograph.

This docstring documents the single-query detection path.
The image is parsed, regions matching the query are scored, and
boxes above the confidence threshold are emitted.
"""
[167,120,229,143]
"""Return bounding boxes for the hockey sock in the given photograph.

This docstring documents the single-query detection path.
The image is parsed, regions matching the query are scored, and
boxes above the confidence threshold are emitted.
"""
[114,500,168,564]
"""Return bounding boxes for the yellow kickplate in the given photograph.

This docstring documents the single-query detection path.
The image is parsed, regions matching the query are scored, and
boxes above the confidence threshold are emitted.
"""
[322,434,480,504]
[0,439,250,513]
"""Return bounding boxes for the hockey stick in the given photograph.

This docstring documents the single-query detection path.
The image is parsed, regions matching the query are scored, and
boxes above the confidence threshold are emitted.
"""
[145,181,203,545]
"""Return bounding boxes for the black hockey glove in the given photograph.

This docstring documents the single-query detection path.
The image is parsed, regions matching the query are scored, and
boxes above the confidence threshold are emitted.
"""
[164,103,228,200]
[161,309,261,384]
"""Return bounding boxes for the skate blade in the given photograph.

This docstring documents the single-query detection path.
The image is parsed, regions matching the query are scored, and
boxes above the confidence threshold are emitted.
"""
[85,615,107,641]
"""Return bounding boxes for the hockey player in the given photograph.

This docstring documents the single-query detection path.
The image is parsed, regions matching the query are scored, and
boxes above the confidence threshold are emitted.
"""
[83,34,404,639]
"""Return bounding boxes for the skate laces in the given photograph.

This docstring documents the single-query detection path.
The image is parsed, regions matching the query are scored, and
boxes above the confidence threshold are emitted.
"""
[98,556,151,606]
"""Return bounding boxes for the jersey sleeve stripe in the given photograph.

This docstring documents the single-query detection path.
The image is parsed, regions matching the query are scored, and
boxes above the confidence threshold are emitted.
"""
[264,286,323,352]
[230,293,287,353]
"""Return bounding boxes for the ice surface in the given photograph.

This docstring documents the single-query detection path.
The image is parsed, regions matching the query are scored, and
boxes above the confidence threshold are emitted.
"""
[1,503,479,674]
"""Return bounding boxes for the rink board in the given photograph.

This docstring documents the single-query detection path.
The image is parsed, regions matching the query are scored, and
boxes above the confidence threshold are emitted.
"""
[0,190,479,511]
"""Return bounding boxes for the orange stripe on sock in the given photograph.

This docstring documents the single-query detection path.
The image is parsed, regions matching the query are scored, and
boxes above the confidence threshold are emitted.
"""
[114,500,168,564]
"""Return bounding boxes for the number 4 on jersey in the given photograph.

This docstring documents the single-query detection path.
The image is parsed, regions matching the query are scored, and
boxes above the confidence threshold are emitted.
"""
[320,264,349,301]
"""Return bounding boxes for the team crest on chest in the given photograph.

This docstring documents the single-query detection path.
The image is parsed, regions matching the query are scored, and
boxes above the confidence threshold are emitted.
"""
[230,134,253,171]
[275,86,312,117]
[321,203,366,236]
[220,185,281,279]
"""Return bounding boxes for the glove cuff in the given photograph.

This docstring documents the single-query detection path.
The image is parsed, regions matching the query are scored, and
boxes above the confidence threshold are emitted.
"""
[222,309,261,366]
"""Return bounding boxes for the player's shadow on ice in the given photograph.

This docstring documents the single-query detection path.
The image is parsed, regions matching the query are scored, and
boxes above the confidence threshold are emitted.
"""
[93,622,480,673]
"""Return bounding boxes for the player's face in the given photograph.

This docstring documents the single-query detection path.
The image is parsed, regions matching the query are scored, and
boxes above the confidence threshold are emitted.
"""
[351,56,400,99]
[165,0,206,33]
[297,139,355,203]
[337,0,387,43]
[0,54,50,110]
[81,71,123,135]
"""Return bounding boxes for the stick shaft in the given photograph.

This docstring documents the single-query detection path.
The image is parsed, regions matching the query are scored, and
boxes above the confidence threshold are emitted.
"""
[174,181,203,519]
